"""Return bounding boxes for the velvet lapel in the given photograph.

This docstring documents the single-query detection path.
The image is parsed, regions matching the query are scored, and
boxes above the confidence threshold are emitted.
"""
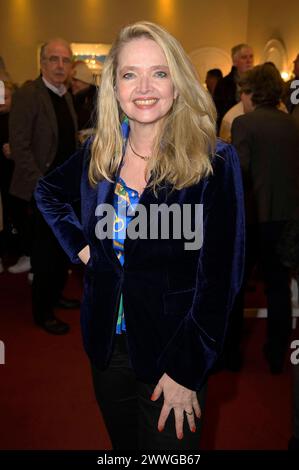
[124,182,171,259]
[96,178,121,267]
[96,119,171,265]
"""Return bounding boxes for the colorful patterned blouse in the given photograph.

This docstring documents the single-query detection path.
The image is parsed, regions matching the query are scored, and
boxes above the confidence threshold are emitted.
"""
[113,176,140,334]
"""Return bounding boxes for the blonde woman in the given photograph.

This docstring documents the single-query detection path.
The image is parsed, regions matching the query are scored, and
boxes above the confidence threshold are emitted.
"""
[35,22,245,450]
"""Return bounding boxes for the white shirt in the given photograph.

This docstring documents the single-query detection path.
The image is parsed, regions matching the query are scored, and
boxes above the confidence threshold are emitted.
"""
[42,77,67,97]
[219,102,244,143]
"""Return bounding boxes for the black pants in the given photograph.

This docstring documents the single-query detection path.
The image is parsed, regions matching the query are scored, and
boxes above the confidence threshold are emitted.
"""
[91,335,207,450]
[10,196,33,257]
[31,204,69,324]
[225,221,292,359]
[0,158,14,231]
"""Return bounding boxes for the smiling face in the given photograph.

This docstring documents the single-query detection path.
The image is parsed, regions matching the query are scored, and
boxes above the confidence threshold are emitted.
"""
[115,37,177,131]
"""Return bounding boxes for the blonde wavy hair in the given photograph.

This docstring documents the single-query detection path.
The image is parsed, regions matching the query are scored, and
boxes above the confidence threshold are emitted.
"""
[90,21,216,190]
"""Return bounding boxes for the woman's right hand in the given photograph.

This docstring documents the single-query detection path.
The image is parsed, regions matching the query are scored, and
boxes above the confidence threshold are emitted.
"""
[78,245,90,265]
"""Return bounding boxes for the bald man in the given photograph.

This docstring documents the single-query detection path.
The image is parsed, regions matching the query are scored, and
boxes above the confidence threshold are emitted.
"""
[9,39,79,334]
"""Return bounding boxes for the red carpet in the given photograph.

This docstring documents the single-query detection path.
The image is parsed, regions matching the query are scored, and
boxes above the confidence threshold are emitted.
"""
[0,268,295,450]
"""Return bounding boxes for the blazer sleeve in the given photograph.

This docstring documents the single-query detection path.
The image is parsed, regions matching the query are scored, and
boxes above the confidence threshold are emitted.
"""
[160,143,245,390]
[34,142,90,264]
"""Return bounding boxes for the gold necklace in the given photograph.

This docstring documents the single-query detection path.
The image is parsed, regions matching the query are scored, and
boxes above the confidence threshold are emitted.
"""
[128,137,151,161]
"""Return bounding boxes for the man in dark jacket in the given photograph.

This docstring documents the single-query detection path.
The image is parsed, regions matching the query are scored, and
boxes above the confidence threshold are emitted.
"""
[9,39,79,334]
[213,44,254,131]
[229,63,299,373]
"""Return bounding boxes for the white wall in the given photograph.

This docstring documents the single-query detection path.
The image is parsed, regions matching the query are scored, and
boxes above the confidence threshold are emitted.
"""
[0,0,249,84]
[247,0,299,74]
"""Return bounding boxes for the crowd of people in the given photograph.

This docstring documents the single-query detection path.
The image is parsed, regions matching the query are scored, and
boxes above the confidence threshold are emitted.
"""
[0,43,98,333]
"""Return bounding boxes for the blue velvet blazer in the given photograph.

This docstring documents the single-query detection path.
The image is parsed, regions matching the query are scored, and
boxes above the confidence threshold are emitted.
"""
[35,139,245,390]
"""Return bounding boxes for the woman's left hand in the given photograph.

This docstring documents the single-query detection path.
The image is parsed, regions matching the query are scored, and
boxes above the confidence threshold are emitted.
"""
[151,373,201,440]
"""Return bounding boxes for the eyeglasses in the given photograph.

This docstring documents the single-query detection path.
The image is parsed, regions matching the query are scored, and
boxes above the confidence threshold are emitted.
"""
[44,56,72,65]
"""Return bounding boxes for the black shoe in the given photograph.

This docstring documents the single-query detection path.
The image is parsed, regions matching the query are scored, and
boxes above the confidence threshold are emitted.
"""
[37,317,70,335]
[56,296,80,309]
[263,345,284,374]
[288,436,299,450]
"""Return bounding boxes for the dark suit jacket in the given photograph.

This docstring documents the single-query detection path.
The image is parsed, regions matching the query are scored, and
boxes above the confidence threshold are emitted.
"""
[9,77,77,201]
[34,139,245,390]
[232,105,299,224]
[213,66,238,130]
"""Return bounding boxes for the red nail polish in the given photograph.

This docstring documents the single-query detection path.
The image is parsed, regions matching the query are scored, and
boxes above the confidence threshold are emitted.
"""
[191,427,196,433]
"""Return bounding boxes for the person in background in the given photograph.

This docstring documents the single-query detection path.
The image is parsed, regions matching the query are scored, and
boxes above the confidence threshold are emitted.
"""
[35,21,244,449]
[9,38,79,335]
[219,101,244,143]
[220,61,288,144]
[71,61,98,141]
[230,63,299,374]
[205,68,223,97]
[213,43,254,131]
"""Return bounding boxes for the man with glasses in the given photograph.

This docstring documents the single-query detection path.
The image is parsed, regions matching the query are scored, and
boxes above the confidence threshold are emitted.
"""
[9,39,79,334]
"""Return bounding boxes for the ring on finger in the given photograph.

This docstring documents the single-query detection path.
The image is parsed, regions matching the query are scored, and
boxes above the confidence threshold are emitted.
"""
[185,410,193,415]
